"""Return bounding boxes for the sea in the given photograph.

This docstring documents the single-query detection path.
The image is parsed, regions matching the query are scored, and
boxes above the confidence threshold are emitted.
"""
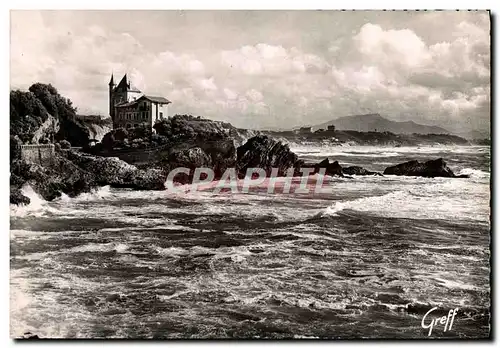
[10,145,491,339]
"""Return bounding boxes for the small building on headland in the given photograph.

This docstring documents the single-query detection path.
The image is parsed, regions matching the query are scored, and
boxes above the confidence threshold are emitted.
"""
[327,125,336,132]
[108,74,171,130]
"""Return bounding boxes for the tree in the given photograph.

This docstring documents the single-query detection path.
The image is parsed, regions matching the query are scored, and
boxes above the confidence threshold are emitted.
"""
[10,136,22,163]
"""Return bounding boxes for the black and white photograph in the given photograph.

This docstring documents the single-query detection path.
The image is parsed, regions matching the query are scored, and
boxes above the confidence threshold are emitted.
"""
[8,8,491,340]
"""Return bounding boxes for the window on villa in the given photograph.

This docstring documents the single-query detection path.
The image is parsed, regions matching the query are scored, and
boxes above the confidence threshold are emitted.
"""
[159,112,163,119]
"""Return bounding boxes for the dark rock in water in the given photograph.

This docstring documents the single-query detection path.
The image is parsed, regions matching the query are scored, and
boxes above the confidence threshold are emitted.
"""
[10,157,97,203]
[65,150,167,190]
[201,138,237,179]
[9,148,168,205]
[168,147,212,169]
[383,158,465,178]
[236,135,300,177]
[159,138,237,183]
[10,173,26,187]
[10,187,30,205]
[132,168,168,190]
[342,166,382,176]
[161,147,211,184]
[313,158,344,177]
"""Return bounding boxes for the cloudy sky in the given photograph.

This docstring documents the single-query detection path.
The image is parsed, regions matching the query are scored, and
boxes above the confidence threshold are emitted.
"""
[10,10,490,132]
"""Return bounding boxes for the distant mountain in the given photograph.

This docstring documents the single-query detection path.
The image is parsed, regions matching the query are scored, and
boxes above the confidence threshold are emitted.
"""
[311,113,450,135]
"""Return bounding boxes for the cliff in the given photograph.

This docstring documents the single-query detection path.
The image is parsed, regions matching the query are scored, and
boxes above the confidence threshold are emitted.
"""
[10,83,110,147]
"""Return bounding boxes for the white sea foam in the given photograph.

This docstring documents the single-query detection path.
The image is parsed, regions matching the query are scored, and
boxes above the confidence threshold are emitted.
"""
[67,242,129,253]
[457,168,490,180]
[323,178,490,222]
[59,185,113,201]
[292,144,489,156]
[10,185,57,217]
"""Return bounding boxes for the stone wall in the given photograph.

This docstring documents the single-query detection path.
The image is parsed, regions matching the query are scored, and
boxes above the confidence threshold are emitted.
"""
[20,144,55,166]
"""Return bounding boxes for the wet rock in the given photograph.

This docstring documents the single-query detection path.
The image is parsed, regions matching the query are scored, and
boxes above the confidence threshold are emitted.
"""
[383,158,467,178]
[236,135,301,177]
[313,158,344,177]
[10,186,30,205]
[65,150,167,190]
[10,157,97,203]
[168,147,212,169]
[342,166,382,176]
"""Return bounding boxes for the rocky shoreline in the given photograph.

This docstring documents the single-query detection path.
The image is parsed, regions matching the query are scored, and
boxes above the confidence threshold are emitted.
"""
[10,130,469,206]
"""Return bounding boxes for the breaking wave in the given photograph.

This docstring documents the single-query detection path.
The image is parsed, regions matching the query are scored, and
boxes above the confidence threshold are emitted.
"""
[323,181,489,222]
[10,185,51,217]
[456,168,490,180]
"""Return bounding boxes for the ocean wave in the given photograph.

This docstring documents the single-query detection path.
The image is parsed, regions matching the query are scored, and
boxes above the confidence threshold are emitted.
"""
[10,185,57,218]
[296,151,401,158]
[11,185,116,218]
[323,185,489,222]
[291,145,490,164]
[456,168,490,179]
[58,185,113,201]
[67,242,129,254]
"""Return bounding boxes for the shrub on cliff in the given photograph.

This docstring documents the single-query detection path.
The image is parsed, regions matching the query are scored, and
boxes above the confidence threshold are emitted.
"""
[98,126,165,151]
[10,136,22,163]
[10,90,49,144]
[10,83,92,146]
[153,115,234,142]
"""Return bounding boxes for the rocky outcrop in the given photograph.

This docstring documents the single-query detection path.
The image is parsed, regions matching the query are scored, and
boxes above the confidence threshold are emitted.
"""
[10,187,30,205]
[236,135,301,177]
[9,148,169,205]
[383,158,469,178]
[10,156,97,203]
[312,158,344,177]
[10,83,106,147]
[162,139,237,180]
[342,166,382,176]
[64,150,167,190]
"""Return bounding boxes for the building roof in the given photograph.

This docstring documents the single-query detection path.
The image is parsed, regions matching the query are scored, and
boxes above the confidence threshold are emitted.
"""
[115,94,171,108]
[115,74,128,91]
[113,73,143,93]
[115,100,137,108]
[143,95,171,104]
